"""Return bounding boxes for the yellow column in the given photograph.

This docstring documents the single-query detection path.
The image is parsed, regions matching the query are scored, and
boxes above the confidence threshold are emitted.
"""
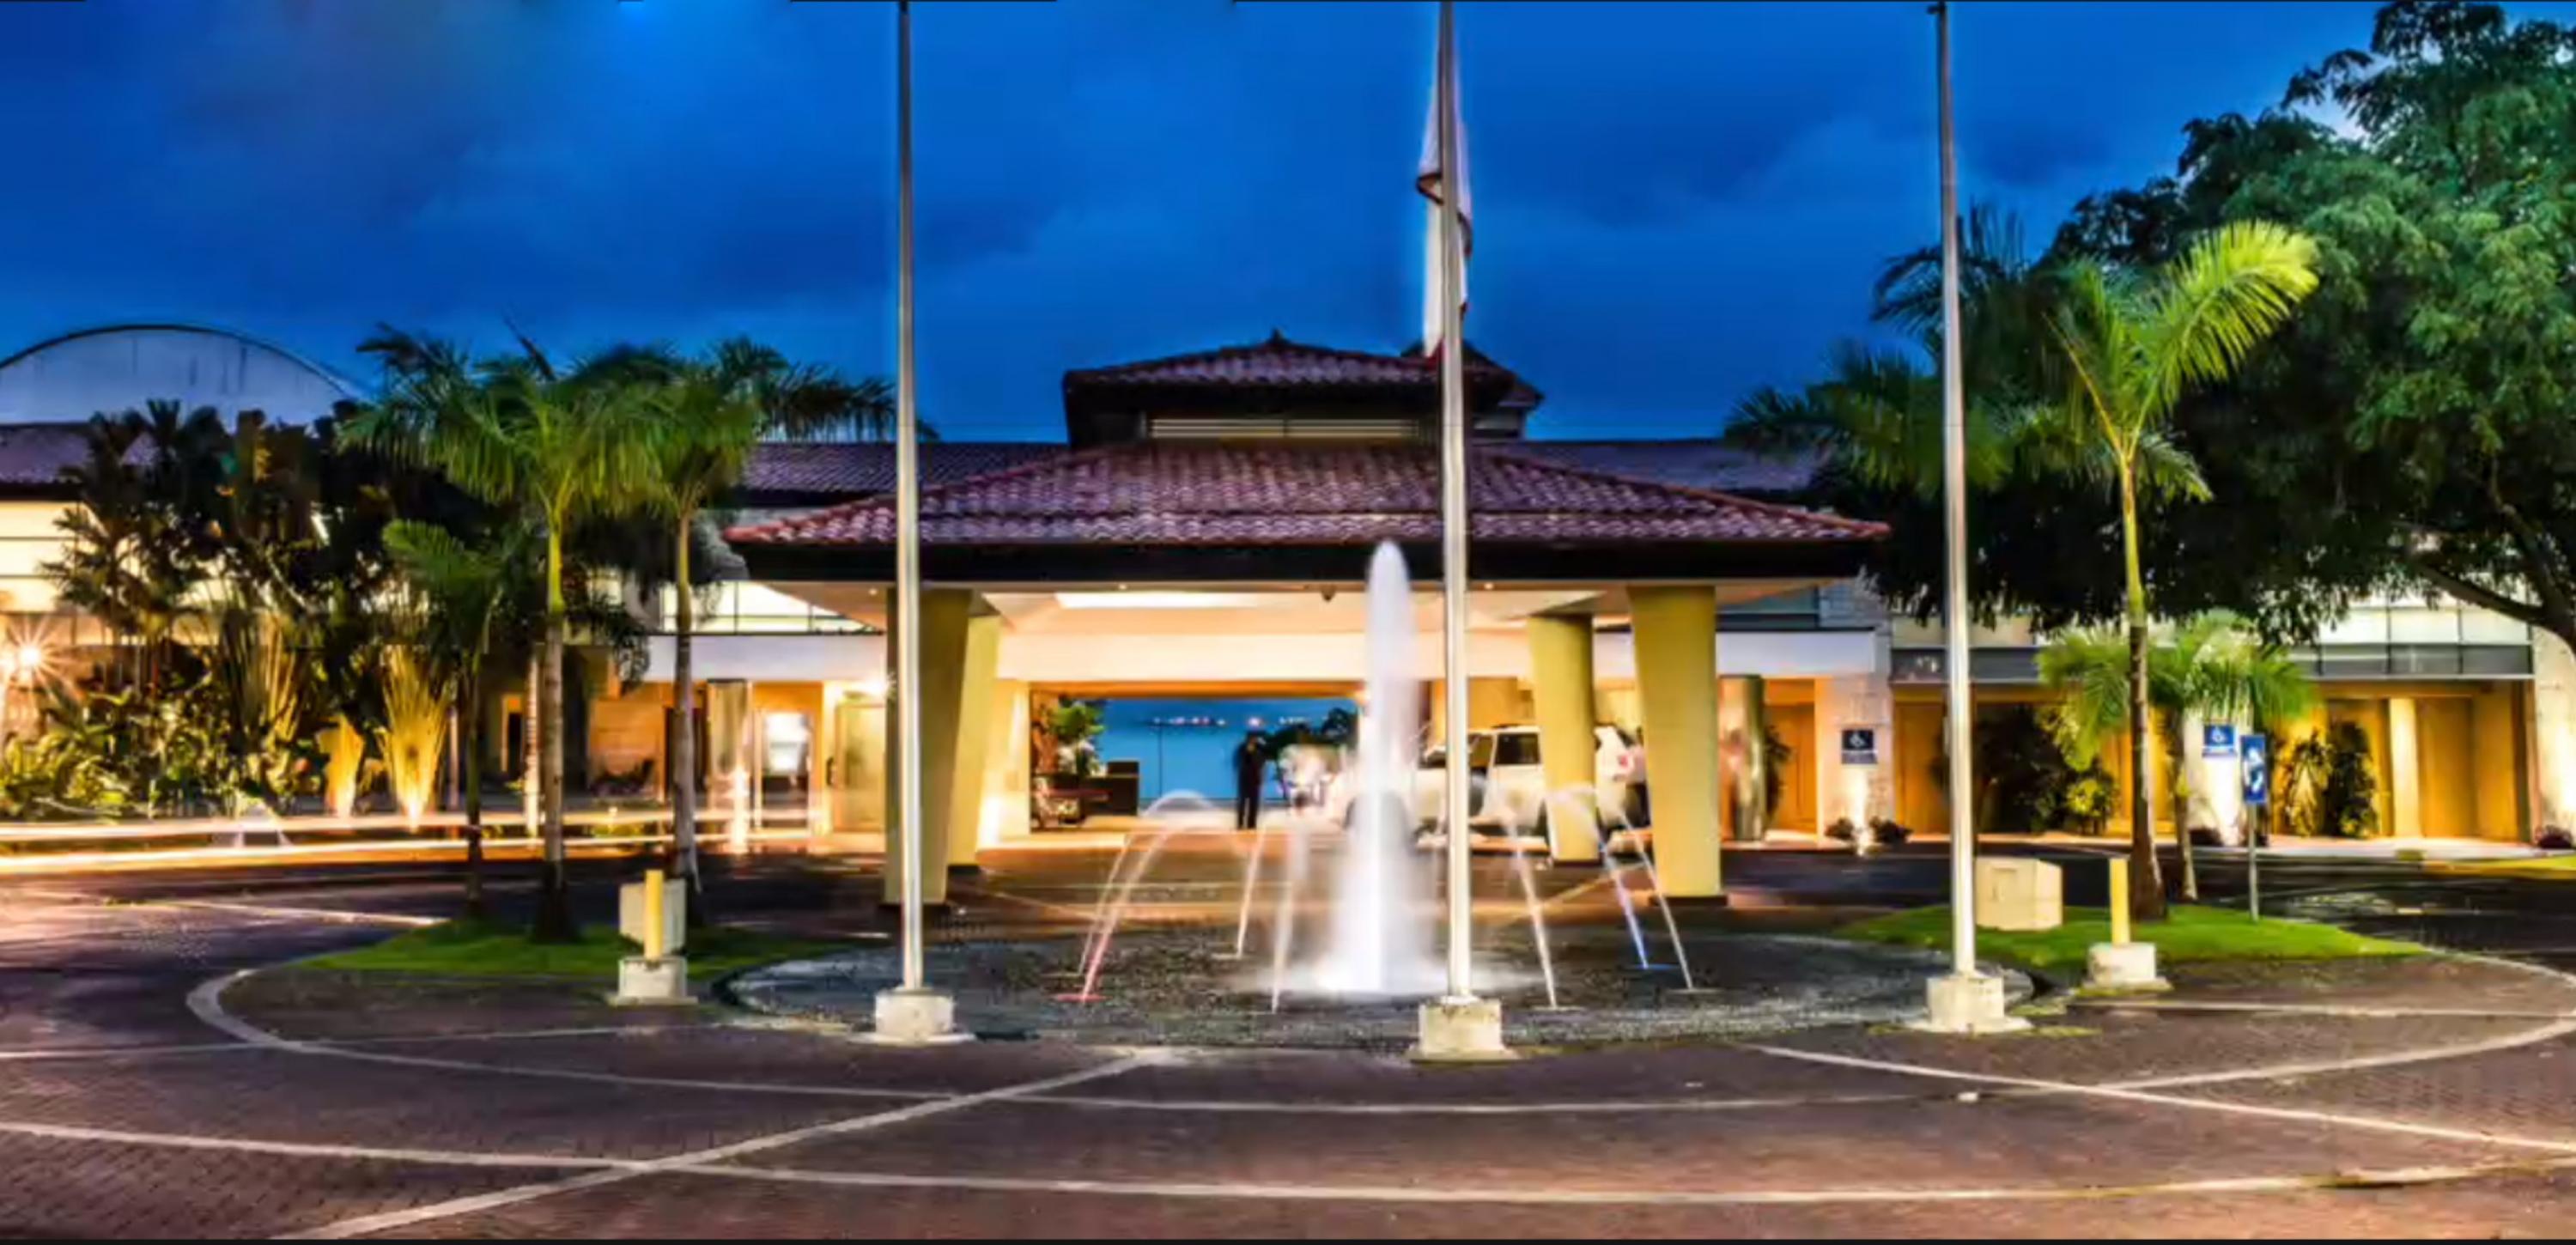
[941,622,1001,869]
[1527,612,1601,863]
[2389,695,2422,837]
[1631,585,1721,896]
[881,589,997,904]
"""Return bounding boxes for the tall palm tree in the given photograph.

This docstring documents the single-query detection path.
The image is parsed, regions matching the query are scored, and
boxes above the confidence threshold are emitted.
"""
[2038,222,2318,921]
[590,340,892,920]
[352,329,661,939]
[2040,610,2316,908]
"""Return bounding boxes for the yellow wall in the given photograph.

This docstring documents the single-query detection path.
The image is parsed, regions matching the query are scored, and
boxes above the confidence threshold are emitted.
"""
[2473,685,2526,840]
[2416,697,2475,836]
[1894,701,1944,834]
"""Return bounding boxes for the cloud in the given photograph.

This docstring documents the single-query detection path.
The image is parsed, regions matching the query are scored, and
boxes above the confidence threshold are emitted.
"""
[0,0,2397,438]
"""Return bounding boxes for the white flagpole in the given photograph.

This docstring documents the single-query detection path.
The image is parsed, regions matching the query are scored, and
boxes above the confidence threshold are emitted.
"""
[1935,0,1974,983]
[1437,0,1473,1005]
[896,0,926,997]
[871,0,959,1044]
[1923,0,2019,1035]
[1413,0,1504,1060]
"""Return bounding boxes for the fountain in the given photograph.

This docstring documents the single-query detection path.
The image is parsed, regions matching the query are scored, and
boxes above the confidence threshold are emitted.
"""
[1270,542,1447,999]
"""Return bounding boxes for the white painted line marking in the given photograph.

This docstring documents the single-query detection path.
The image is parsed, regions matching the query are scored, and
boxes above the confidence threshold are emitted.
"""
[0,1119,628,1172]
[283,1052,1167,1240]
[678,1154,2576,1207]
[189,973,944,1101]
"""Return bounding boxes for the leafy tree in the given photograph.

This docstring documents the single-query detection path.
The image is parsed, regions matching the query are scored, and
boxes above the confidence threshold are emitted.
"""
[2050,3,2576,695]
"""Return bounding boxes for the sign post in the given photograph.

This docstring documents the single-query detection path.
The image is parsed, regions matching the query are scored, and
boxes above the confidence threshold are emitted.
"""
[2239,732,2270,922]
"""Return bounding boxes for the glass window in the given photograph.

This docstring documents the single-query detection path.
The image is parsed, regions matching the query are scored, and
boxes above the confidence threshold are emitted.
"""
[1491,732,1540,767]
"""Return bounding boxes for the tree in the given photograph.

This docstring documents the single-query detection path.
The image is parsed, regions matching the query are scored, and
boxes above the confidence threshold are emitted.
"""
[385,521,527,917]
[2034,222,2318,920]
[597,339,892,921]
[351,329,660,940]
[2050,2,2576,737]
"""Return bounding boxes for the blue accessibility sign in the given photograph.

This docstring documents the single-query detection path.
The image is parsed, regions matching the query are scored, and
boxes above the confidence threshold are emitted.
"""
[2240,732,2270,808]
[2202,723,2237,759]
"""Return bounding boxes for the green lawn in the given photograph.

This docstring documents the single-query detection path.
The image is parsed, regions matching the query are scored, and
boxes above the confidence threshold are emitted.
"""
[1834,904,2421,977]
[304,919,845,981]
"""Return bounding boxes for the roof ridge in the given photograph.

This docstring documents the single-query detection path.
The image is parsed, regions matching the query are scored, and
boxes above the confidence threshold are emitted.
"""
[1473,444,1886,537]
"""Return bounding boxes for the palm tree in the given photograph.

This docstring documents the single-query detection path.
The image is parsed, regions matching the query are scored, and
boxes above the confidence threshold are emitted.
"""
[2157,610,2316,894]
[586,340,891,921]
[2038,222,2318,921]
[385,520,528,918]
[2040,610,2316,908]
[352,329,661,939]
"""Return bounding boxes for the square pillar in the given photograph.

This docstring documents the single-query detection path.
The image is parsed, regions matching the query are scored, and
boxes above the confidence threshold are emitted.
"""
[2389,695,2422,837]
[884,589,999,905]
[1527,612,1601,862]
[1631,585,1722,897]
[2533,635,2576,835]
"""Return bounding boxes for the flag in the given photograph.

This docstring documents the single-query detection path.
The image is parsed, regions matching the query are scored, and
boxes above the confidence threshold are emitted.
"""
[1417,1,1469,356]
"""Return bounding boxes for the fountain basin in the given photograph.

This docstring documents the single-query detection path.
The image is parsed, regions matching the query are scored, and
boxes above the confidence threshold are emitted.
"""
[729,930,2025,1049]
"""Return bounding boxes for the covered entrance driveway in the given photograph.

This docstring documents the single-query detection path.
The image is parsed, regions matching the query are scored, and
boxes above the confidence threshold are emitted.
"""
[726,440,1886,904]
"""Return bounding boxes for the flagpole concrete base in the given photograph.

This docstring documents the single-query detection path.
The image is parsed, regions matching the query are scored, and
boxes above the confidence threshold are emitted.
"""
[1409,996,1514,1062]
[867,987,974,1046]
[611,957,691,1006]
[1913,972,2029,1035]
[2083,942,2172,993]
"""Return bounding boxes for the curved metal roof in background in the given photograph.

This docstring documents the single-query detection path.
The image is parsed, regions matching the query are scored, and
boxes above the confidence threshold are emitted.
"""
[0,323,364,425]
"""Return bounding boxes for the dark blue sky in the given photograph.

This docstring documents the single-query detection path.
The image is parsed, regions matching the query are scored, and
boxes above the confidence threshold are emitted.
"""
[0,1,2501,440]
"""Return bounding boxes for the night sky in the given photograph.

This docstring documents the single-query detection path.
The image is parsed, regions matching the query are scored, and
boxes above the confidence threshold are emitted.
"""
[0,1,2486,440]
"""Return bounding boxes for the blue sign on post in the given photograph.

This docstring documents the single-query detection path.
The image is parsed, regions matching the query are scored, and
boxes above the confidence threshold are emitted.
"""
[2240,732,2270,808]
[2202,723,2238,759]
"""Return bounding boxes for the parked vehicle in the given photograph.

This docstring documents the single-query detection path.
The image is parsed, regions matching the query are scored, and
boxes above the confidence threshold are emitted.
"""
[1326,723,1645,857]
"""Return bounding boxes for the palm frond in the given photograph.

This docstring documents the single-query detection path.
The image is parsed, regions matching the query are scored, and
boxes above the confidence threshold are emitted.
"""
[2136,221,2320,418]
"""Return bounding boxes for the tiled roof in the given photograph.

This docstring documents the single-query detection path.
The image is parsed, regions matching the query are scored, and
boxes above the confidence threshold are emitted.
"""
[1062,333,1532,401]
[738,440,1066,501]
[726,440,1881,549]
[1509,440,1823,495]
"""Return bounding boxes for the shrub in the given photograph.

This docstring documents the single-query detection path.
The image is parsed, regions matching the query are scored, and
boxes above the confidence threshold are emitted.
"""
[2538,826,2574,852]
[2282,721,2378,838]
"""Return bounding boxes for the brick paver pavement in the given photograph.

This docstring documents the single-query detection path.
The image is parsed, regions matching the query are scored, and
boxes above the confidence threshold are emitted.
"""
[3,857,2576,1237]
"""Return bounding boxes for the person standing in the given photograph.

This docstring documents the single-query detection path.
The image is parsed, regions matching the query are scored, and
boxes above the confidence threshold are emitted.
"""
[1233,729,1268,831]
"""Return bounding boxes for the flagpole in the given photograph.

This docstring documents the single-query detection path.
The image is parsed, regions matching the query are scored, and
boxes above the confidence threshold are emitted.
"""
[872,0,962,1045]
[1416,0,1505,1061]
[895,0,925,999]
[1923,0,2021,1036]
[1436,0,1473,1005]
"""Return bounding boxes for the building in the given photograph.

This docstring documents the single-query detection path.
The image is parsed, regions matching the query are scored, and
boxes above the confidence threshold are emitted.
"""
[0,322,2567,877]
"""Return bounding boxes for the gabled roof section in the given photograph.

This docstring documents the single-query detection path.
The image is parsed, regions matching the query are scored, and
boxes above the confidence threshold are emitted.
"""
[1060,332,1540,443]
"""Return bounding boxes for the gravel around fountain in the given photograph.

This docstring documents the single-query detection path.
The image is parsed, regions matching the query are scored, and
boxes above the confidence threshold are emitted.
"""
[728,928,2029,1048]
